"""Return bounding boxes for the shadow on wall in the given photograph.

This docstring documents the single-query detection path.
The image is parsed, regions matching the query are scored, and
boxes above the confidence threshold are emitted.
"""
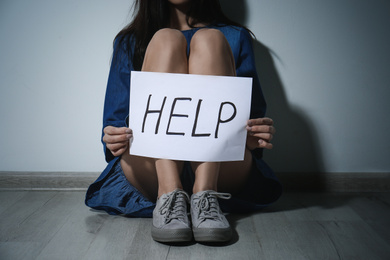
[222,0,324,175]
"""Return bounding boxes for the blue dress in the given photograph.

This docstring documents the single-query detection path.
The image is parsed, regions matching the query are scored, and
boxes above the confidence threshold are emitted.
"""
[85,25,282,217]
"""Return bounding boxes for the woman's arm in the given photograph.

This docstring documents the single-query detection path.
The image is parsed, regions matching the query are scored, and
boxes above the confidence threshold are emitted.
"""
[102,36,134,162]
[236,28,275,152]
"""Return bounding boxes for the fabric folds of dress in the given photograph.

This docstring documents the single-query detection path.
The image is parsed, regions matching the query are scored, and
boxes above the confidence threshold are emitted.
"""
[85,159,154,217]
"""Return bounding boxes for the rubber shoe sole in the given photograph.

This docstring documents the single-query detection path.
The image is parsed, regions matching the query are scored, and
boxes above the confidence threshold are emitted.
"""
[151,226,192,242]
[193,227,232,242]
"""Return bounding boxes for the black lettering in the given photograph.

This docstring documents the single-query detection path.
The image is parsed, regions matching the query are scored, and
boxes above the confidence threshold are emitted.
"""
[215,102,237,138]
[142,94,167,134]
[166,97,192,136]
[191,99,211,137]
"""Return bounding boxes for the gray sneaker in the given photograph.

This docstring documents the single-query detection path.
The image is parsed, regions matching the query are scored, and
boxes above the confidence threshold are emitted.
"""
[152,189,192,242]
[191,190,232,242]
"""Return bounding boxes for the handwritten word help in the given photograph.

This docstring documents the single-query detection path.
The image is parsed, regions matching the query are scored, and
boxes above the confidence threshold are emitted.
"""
[142,94,237,138]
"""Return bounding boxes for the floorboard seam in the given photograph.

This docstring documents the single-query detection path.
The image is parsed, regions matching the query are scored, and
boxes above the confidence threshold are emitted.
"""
[317,221,342,260]
[1,171,389,192]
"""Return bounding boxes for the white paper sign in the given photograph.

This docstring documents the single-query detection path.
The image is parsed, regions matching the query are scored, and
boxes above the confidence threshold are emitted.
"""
[129,71,252,162]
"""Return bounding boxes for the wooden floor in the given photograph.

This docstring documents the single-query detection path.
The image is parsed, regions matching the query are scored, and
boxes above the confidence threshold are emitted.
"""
[0,191,389,260]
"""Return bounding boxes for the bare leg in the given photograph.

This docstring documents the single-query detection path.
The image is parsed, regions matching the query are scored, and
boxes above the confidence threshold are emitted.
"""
[219,148,253,194]
[191,161,220,193]
[121,29,188,200]
[189,29,236,76]
[142,29,188,74]
[143,30,194,243]
[188,32,239,243]
[189,29,252,194]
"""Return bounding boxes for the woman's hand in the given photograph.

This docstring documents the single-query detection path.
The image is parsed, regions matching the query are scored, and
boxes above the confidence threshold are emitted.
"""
[103,126,133,157]
[246,117,276,150]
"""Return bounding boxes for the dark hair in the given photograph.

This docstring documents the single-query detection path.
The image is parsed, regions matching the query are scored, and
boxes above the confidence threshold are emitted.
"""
[115,0,253,70]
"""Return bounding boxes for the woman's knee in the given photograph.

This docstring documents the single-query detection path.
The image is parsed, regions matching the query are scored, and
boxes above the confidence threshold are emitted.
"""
[148,28,187,53]
[189,29,235,75]
[190,29,231,54]
[143,28,188,72]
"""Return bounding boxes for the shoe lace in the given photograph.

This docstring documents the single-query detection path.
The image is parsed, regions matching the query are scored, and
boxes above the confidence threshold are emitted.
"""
[196,191,231,221]
[159,190,189,224]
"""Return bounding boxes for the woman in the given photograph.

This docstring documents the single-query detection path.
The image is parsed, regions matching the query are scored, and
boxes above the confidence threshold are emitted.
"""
[86,0,282,243]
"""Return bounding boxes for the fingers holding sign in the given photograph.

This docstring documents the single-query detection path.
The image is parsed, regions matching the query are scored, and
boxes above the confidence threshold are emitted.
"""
[246,117,276,150]
[103,126,133,157]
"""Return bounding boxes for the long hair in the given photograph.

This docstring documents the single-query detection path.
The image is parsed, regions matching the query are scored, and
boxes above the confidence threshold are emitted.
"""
[115,0,253,70]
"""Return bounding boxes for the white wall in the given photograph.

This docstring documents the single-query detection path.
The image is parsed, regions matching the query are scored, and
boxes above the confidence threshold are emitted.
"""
[0,0,389,173]
[0,0,131,171]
